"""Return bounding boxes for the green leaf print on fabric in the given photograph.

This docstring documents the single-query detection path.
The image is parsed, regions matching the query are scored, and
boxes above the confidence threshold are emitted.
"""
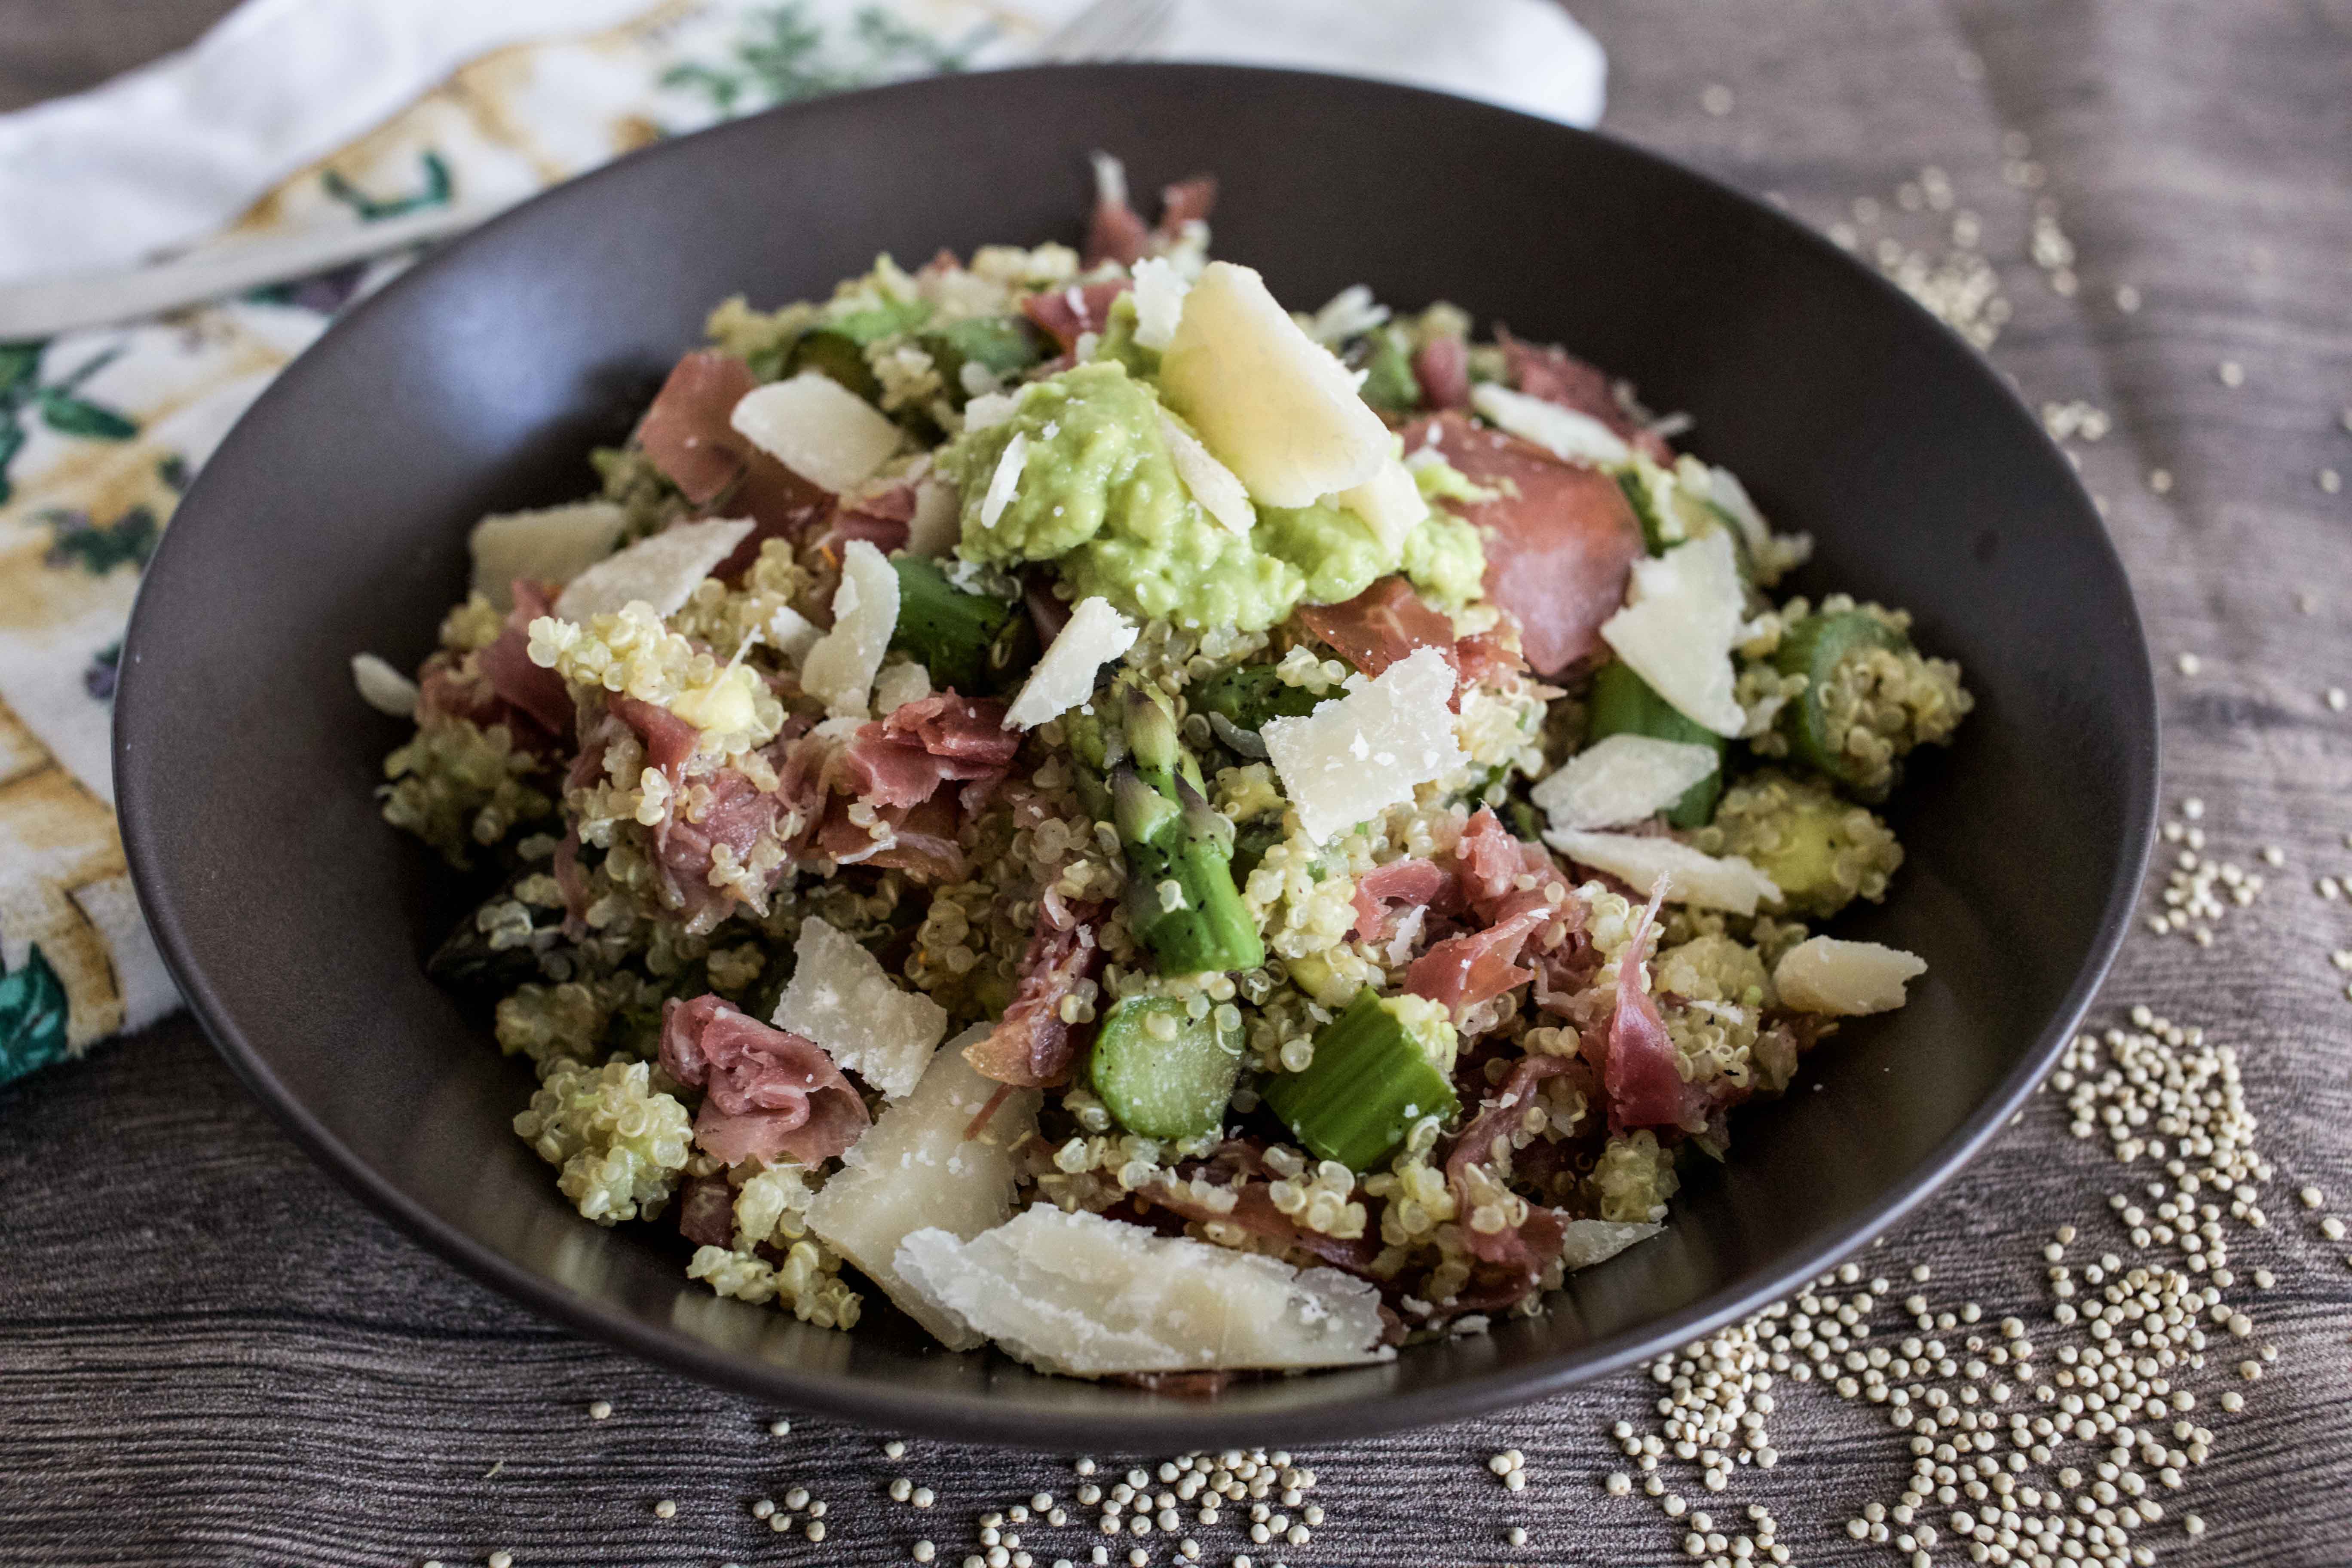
[0,340,138,506]
[662,2,976,117]
[43,504,159,576]
[322,150,454,222]
[0,942,72,1083]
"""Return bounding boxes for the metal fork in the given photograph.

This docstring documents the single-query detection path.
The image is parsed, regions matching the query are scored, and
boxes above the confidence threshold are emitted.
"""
[1031,0,1180,63]
[0,0,1182,341]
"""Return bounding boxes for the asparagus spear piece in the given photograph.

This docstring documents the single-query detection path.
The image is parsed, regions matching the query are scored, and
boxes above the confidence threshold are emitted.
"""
[1261,988,1461,1172]
[1190,664,1324,737]
[1087,995,1245,1138]
[790,300,933,401]
[1112,764,1264,976]
[888,556,1038,694]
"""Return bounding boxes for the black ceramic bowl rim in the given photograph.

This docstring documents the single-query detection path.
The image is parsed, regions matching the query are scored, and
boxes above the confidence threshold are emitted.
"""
[118,63,2157,1448]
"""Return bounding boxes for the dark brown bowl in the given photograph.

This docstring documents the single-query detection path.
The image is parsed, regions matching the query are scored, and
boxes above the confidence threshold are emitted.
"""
[116,64,2156,1447]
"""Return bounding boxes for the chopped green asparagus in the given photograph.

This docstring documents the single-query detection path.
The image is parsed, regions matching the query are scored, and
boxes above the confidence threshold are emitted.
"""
[790,300,932,401]
[1191,664,1325,737]
[1349,325,1421,415]
[1112,765,1264,976]
[1261,989,1461,1172]
[1087,996,1245,1138]
[1771,608,1909,797]
[919,315,1044,402]
[888,556,1037,694]
[1588,659,1727,828]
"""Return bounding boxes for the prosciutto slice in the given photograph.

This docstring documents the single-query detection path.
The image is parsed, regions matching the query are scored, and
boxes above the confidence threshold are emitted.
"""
[659,995,871,1167]
[1406,903,1551,1018]
[476,580,574,739]
[607,692,700,778]
[1442,1052,1577,1305]
[1402,411,1645,677]
[634,349,833,564]
[1084,172,1219,267]
[1413,336,1471,411]
[1497,329,1671,462]
[963,901,1109,1088]
[1021,279,1132,353]
[1350,857,1461,941]
[1293,575,1527,709]
[842,694,1018,811]
[1589,877,1700,1133]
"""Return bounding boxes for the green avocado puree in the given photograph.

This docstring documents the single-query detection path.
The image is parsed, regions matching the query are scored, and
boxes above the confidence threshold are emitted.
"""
[938,360,1483,631]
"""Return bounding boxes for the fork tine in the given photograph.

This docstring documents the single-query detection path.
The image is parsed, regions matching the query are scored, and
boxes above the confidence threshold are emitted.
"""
[1032,0,1176,63]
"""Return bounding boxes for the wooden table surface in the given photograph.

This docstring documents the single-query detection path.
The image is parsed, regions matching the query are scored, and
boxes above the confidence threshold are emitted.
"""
[5,2,2351,1564]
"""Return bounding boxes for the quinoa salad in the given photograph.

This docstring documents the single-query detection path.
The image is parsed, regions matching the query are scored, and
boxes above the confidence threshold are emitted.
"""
[355,159,1972,1379]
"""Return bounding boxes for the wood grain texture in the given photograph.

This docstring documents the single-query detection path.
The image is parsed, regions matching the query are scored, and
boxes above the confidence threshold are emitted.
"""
[4,1,2351,1563]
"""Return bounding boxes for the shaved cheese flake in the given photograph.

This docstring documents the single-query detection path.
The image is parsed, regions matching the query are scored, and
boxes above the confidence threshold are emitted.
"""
[961,389,1022,432]
[1157,410,1255,536]
[1158,261,1390,508]
[766,605,821,667]
[554,516,753,621]
[350,652,419,718]
[1704,462,1774,564]
[1559,1218,1663,1271]
[1305,283,1389,346]
[904,474,961,556]
[1003,595,1137,729]
[807,1026,1039,1351]
[729,371,904,494]
[800,538,899,719]
[1773,937,1927,1016]
[1471,382,1633,467]
[469,501,628,609]
[772,914,947,1099]
[1598,529,1746,736]
[893,1206,1386,1375]
[871,659,933,714]
[1261,645,1465,844]
[1544,827,1780,915]
[1531,734,1721,830]
[1333,454,1428,553]
[978,431,1028,529]
[1130,256,1189,351]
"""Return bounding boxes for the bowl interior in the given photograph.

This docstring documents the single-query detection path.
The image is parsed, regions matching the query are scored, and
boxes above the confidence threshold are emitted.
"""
[116,64,2154,1446]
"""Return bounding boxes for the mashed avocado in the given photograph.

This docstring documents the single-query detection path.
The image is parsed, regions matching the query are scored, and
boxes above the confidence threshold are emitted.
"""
[937,360,1480,631]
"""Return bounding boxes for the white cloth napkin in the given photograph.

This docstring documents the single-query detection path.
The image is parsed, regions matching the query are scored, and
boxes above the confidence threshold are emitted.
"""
[0,0,1604,286]
[0,0,1603,1081]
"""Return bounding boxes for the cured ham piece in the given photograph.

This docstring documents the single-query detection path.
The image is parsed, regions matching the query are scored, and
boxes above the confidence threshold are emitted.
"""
[659,995,871,1166]
[963,902,1109,1088]
[1401,412,1645,676]
[1021,279,1133,353]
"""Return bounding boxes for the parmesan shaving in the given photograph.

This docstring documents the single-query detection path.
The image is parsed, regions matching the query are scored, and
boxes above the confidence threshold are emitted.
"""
[1773,937,1927,1016]
[799,538,899,719]
[1531,734,1721,830]
[1003,595,1137,730]
[1158,261,1390,508]
[349,652,419,718]
[979,431,1028,529]
[1471,382,1633,467]
[893,1207,1387,1375]
[552,516,753,622]
[1260,645,1465,844]
[1333,454,1429,552]
[1130,256,1189,351]
[1598,529,1747,736]
[1544,827,1781,915]
[772,914,948,1099]
[728,371,904,494]
[468,501,628,609]
[1156,410,1255,536]
[806,1027,1038,1351]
